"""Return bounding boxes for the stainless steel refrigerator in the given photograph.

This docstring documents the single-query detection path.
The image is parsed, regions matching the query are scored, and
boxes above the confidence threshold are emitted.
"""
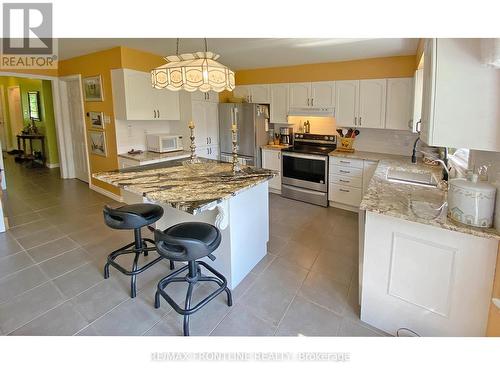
[218,103,269,167]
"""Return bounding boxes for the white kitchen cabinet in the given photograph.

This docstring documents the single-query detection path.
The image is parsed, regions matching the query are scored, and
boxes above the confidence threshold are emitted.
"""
[335,80,359,128]
[111,69,180,121]
[289,81,335,109]
[362,161,377,195]
[261,148,281,193]
[420,38,500,151]
[269,84,289,124]
[361,211,498,336]
[191,100,219,148]
[233,85,270,103]
[232,86,250,101]
[289,82,310,108]
[329,156,379,210]
[248,84,270,103]
[311,81,335,108]
[358,79,386,129]
[385,78,414,130]
[191,91,219,103]
[199,145,219,160]
[412,69,424,133]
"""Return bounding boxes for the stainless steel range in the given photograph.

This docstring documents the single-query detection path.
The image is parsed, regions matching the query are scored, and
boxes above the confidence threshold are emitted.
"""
[281,133,336,207]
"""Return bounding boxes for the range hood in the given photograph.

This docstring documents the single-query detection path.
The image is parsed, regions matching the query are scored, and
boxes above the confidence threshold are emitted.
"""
[288,107,335,117]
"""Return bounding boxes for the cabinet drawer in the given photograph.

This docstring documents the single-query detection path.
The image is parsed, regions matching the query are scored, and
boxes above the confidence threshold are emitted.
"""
[328,183,362,206]
[329,156,364,169]
[330,164,363,178]
[329,174,362,188]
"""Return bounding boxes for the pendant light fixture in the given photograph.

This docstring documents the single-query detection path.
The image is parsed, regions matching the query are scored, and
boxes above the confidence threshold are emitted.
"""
[151,38,235,93]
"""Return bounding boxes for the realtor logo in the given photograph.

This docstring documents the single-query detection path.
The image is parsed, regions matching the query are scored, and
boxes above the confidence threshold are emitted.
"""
[1,3,56,69]
[3,3,53,54]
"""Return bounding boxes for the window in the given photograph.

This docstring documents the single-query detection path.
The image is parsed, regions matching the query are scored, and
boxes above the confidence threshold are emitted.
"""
[28,91,41,121]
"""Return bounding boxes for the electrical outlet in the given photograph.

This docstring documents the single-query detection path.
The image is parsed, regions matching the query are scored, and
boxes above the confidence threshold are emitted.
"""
[104,115,111,124]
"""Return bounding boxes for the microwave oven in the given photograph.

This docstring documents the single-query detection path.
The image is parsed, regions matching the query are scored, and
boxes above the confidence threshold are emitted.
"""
[146,134,183,153]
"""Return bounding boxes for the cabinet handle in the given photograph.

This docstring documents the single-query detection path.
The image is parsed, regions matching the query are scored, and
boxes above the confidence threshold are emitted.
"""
[339,179,349,183]
[354,117,357,126]
[359,116,361,126]
[339,188,350,193]
[307,98,310,106]
[311,98,314,106]
[207,93,210,100]
[339,169,350,173]
[339,160,350,164]
[153,110,157,119]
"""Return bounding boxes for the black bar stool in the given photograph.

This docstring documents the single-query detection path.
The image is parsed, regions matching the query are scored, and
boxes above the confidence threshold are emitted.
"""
[154,222,232,336]
[102,203,174,298]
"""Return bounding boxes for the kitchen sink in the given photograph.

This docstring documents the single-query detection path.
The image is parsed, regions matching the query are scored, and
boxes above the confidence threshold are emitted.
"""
[386,168,438,188]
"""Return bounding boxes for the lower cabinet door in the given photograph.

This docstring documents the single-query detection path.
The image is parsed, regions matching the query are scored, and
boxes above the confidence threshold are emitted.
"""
[268,171,281,191]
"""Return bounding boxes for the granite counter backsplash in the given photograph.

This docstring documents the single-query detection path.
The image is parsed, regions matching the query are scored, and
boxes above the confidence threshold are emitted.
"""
[93,160,275,214]
[360,159,500,240]
[329,150,407,162]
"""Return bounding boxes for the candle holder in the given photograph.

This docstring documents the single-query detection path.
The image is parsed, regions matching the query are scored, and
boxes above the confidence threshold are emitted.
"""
[183,120,202,165]
[231,124,241,173]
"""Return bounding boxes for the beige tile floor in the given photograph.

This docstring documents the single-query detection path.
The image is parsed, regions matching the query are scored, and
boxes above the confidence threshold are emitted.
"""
[0,154,386,336]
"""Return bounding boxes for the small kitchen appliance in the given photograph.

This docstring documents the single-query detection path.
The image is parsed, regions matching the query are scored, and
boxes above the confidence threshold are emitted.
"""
[146,134,183,153]
[279,126,294,146]
[447,175,496,228]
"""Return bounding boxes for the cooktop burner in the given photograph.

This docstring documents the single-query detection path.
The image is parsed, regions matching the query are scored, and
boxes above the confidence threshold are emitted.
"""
[285,133,337,155]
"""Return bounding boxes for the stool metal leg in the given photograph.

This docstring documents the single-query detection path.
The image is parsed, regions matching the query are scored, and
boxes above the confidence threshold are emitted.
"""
[183,283,194,336]
[130,252,140,298]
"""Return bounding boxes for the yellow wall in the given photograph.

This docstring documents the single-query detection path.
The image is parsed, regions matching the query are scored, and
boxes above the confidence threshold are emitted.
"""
[415,39,425,69]
[120,46,165,72]
[58,47,122,195]
[234,55,416,85]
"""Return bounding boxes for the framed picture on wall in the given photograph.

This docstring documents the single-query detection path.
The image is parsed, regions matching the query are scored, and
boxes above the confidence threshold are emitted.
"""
[89,111,104,129]
[83,75,103,101]
[88,130,107,157]
[27,91,41,121]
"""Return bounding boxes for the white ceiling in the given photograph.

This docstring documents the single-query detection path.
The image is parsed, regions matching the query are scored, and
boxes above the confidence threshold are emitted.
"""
[57,38,419,70]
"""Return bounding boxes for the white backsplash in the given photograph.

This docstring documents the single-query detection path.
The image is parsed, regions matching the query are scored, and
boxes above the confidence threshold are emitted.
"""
[115,119,185,154]
[286,115,419,156]
[468,150,500,229]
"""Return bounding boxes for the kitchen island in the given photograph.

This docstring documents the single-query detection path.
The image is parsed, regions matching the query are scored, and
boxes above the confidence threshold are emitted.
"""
[94,159,275,289]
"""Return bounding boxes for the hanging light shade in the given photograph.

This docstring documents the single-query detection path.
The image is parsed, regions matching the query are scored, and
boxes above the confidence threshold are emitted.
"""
[152,50,235,93]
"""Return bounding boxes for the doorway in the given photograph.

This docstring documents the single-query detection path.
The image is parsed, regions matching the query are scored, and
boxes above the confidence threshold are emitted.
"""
[7,86,23,149]
[59,76,89,183]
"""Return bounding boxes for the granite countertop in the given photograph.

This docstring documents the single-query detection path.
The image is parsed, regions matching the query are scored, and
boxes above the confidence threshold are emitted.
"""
[329,150,407,162]
[93,159,275,214]
[360,159,500,240]
[118,150,191,163]
[261,144,291,150]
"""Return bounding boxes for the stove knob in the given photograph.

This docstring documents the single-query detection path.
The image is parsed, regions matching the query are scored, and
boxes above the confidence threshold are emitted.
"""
[324,136,329,140]
[329,136,334,140]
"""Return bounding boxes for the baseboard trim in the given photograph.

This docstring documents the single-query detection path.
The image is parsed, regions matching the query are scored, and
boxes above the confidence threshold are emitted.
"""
[89,183,123,202]
[45,163,60,169]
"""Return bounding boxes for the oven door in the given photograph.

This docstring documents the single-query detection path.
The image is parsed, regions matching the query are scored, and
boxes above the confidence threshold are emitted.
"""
[282,152,328,192]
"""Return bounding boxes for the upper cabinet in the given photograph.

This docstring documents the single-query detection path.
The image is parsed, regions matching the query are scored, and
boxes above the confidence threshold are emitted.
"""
[233,84,270,103]
[269,84,289,124]
[310,81,336,108]
[385,78,414,131]
[335,80,359,128]
[411,70,424,133]
[111,69,180,121]
[289,82,311,108]
[358,79,386,129]
[191,91,219,103]
[289,81,335,108]
[420,38,500,151]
